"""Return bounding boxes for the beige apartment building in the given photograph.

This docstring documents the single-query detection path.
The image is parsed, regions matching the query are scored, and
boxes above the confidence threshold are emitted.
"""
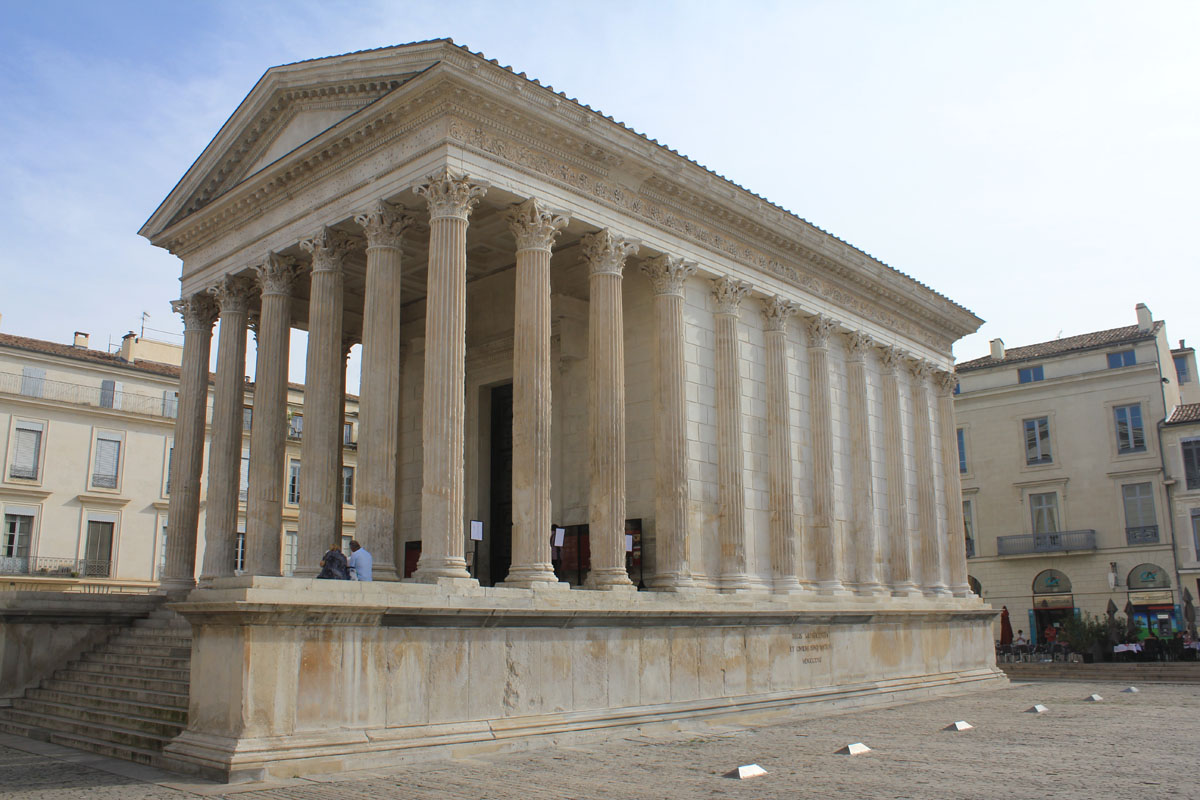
[0,327,360,587]
[955,304,1197,643]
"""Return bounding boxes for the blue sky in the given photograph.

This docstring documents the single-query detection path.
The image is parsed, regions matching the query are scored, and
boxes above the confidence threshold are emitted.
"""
[2,1,1197,389]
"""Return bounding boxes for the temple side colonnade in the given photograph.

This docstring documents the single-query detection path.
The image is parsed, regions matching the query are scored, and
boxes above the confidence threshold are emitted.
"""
[160,164,971,599]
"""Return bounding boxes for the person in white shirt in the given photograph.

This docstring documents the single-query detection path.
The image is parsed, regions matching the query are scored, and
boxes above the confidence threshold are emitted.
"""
[1014,630,1029,646]
[347,540,373,581]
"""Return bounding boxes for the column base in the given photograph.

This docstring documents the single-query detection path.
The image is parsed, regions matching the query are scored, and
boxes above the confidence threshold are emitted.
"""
[771,577,804,594]
[951,585,975,598]
[717,573,752,592]
[501,578,569,590]
[853,582,888,597]
[890,582,922,598]
[646,573,701,592]
[922,584,952,598]
[158,579,196,596]
[411,557,472,583]
[584,569,635,591]
[816,581,851,597]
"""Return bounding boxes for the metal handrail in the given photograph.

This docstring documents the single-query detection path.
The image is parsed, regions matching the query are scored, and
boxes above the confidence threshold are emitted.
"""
[996,530,1097,556]
[0,370,212,422]
[1126,525,1160,545]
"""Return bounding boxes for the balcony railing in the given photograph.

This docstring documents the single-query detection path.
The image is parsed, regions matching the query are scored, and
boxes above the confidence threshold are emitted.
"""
[996,530,1097,556]
[0,371,212,422]
[1126,525,1160,545]
[0,555,112,577]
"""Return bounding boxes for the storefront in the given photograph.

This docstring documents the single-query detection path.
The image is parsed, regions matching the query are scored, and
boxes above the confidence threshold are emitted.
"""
[1127,562,1178,637]
[1030,568,1075,644]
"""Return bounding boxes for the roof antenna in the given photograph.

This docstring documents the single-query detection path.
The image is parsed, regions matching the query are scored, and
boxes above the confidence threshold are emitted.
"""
[141,311,150,338]
[1055,329,1062,339]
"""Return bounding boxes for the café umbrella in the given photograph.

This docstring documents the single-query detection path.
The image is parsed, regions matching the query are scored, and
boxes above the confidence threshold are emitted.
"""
[1106,599,1119,644]
[1184,588,1197,638]
[1124,600,1139,640]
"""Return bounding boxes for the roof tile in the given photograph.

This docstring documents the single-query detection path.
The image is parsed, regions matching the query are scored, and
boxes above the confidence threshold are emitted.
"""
[957,323,1161,372]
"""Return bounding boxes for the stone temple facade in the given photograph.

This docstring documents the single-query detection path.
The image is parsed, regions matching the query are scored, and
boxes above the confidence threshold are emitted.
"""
[138,40,1001,780]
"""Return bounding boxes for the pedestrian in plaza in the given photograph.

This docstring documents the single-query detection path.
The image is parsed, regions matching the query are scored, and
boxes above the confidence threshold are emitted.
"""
[318,543,350,580]
[999,606,1013,646]
[348,540,373,582]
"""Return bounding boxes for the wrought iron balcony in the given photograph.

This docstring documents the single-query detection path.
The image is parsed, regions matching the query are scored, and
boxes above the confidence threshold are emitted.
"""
[0,370,211,422]
[996,530,1096,556]
[0,555,112,577]
[1125,525,1160,545]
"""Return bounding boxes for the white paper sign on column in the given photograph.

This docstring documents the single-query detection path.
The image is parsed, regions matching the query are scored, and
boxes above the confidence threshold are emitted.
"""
[470,520,483,541]
[625,533,634,552]
[554,527,565,547]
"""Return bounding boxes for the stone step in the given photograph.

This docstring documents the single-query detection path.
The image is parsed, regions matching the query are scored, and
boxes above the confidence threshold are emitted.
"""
[1001,663,1200,683]
[103,642,192,659]
[10,698,184,739]
[40,678,188,709]
[79,651,190,671]
[47,729,162,767]
[113,631,192,648]
[0,707,172,753]
[131,615,191,631]
[27,688,188,723]
[61,659,190,684]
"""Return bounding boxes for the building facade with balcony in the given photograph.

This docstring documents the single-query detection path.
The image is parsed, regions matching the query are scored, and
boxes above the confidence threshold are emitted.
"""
[955,304,1189,643]
[0,327,360,589]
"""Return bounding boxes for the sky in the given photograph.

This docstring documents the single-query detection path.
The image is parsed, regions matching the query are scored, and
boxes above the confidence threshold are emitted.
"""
[1,1,1197,392]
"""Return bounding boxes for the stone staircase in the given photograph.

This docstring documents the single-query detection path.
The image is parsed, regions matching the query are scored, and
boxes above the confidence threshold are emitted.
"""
[1001,660,1200,684]
[0,607,191,766]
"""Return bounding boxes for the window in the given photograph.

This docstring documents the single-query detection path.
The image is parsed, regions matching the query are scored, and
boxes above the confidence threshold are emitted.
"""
[3,513,33,560]
[9,421,44,480]
[1183,440,1200,491]
[343,422,354,445]
[242,407,253,432]
[157,518,169,579]
[239,450,250,502]
[1018,365,1044,383]
[1024,417,1052,464]
[1122,483,1158,544]
[1114,404,1146,453]
[84,519,114,577]
[99,380,123,410]
[963,499,975,558]
[342,466,354,506]
[1030,492,1059,534]
[162,391,178,419]
[283,530,298,576]
[287,460,301,504]
[957,428,967,473]
[91,432,122,489]
[953,382,961,395]
[20,367,45,398]
[1107,350,1136,368]
[1176,355,1192,384]
[235,521,246,573]
[1192,510,1200,562]
[164,445,173,496]
[288,413,303,440]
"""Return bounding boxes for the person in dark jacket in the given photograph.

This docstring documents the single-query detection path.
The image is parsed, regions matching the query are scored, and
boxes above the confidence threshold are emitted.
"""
[317,544,350,580]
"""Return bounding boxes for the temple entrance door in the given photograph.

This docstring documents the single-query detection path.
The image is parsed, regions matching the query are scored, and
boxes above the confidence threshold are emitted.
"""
[488,382,514,586]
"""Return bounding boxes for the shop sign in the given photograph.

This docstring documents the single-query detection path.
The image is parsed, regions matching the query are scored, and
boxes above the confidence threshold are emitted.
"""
[1034,594,1074,609]
[1129,590,1173,605]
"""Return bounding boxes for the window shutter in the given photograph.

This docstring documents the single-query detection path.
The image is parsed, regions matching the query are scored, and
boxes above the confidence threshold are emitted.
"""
[9,423,43,479]
[113,381,124,410]
[165,446,174,494]
[100,380,115,408]
[20,367,45,398]
[92,436,121,488]
[163,391,179,418]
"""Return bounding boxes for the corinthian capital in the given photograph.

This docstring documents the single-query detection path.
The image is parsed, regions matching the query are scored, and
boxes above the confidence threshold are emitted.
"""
[907,357,934,383]
[804,313,837,348]
[207,274,255,315]
[581,229,639,276]
[354,199,413,249]
[711,276,751,315]
[933,369,958,396]
[641,254,696,296]
[844,330,873,361]
[414,167,487,220]
[300,227,355,273]
[762,295,798,332]
[878,344,905,374]
[507,198,569,252]
[171,293,218,332]
[254,253,301,297]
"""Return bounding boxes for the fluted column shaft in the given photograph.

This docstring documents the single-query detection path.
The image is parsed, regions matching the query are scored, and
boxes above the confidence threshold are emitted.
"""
[246,255,298,576]
[162,294,216,592]
[880,346,918,595]
[935,371,970,596]
[296,229,351,575]
[335,337,353,544]
[642,256,696,590]
[845,332,883,594]
[503,198,567,587]
[200,277,252,581]
[413,169,485,582]
[583,231,638,589]
[910,360,948,595]
[806,314,845,594]
[354,201,411,580]
[763,297,801,593]
[713,277,751,591]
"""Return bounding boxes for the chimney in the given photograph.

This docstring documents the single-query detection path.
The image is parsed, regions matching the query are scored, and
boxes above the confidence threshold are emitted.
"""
[989,338,1005,361]
[1135,303,1153,332]
[73,331,90,349]
[1180,339,1187,349]
[119,331,137,362]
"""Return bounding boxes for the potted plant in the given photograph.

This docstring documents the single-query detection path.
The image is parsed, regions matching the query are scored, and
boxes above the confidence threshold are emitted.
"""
[1061,613,1109,663]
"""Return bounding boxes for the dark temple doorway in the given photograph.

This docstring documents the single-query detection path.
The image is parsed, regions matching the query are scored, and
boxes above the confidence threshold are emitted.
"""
[488,382,514,586]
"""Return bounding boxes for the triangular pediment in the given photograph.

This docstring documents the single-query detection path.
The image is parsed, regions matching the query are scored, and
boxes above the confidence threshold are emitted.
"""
[141,40,458,238]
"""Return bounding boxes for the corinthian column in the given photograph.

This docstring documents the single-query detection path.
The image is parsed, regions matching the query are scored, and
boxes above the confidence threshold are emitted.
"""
[412,168,486,582]
[713,276,752,591]
[582,229,639,590]
[642,255,696,591]
[296,227,353,576]
[934,370,970,596]
[879,345,918,596]
[909,359,948,596]
[844,331,884,595]
[806,314,846,595]
[502,198,568,588]
[246,254,300,576]
[763,296,801,593]
[199,276,253,582]
[161,293,216,593]
[354,200,412,580]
